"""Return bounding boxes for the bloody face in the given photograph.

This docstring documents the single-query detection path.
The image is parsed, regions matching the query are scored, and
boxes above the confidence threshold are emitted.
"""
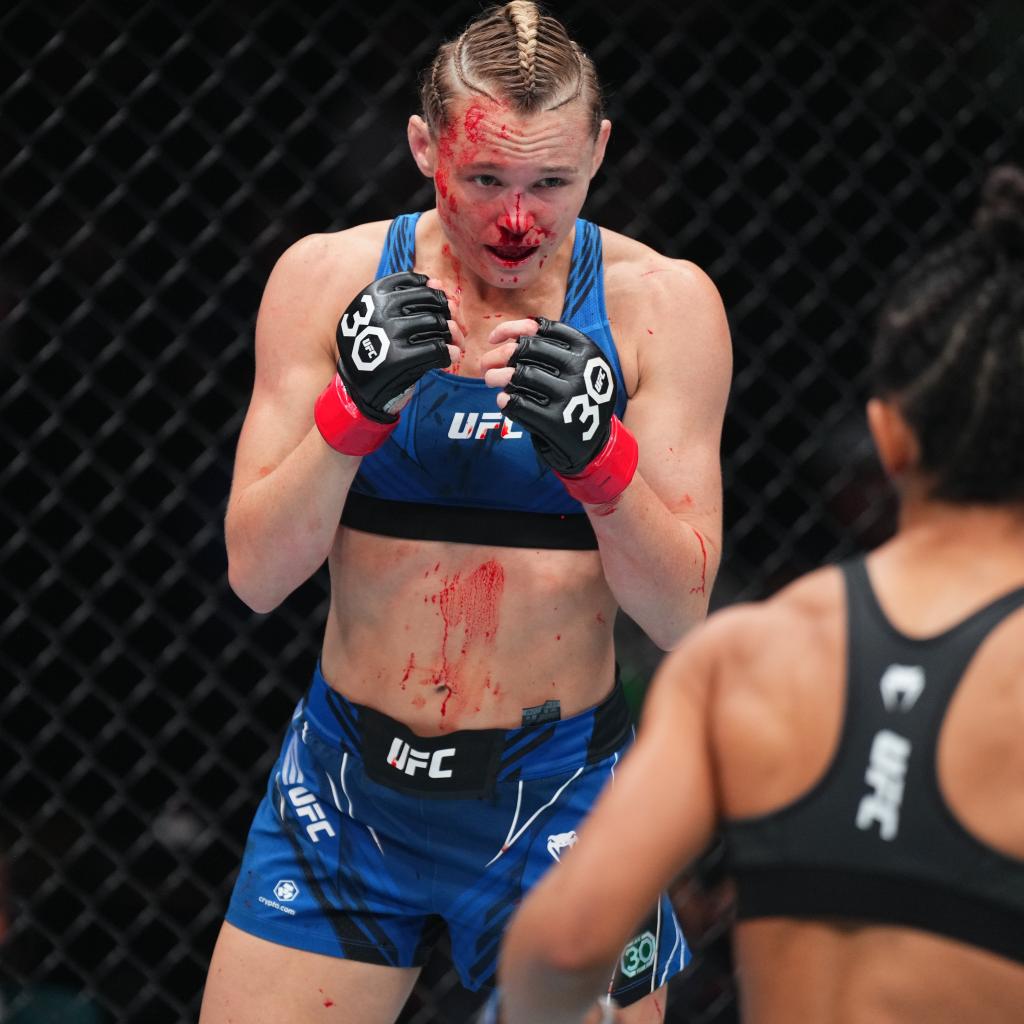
[431,95,599,289]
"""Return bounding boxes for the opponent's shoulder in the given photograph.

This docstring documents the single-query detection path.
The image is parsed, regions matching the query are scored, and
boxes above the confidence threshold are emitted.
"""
[636,568,844,751]
[645,569,845,731]
[761,563,846,642]
[679,565,845,674]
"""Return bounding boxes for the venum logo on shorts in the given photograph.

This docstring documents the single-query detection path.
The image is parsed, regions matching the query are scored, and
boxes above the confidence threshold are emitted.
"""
[546,830,578,862]
[620,930,657,979]
[387,738,456,779]
[448,412,524,440]
[286,785,336,844]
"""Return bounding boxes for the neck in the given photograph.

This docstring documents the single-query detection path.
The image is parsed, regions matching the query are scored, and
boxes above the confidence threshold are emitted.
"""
[897,491,1024,561]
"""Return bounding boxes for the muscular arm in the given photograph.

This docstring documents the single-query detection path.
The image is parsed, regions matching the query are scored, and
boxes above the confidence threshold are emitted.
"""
[590,257,731,648]
[482,253,730,649]
[225,233,373,612]
[498,617,725,1024]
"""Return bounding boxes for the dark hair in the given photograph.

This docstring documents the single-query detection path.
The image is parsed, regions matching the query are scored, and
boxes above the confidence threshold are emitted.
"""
[871,165,1024,503]
[419,1,604,138]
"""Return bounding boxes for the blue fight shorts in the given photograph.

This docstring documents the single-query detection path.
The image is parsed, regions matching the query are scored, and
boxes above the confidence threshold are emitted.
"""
[225,664,689,1006]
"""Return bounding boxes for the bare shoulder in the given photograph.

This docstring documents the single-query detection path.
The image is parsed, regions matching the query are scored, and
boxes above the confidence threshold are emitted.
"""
[600,227,724,318]
[254,220,392,367]
[765,563,846,620]
[664,566,845,681]
[641,568,845,754]
[736,565,844,651]
[266,220,391,305]
[598,227,730,397]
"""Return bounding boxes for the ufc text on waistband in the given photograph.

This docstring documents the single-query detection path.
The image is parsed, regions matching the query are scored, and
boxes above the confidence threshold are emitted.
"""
[359,707,505,799]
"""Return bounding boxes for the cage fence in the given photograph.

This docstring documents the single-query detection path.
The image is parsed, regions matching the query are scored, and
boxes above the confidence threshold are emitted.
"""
[1,1,1021,1021]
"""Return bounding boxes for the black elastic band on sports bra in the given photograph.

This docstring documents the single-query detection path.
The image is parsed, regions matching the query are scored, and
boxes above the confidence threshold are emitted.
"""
[341,492,598,550]
[735,866,1024,966]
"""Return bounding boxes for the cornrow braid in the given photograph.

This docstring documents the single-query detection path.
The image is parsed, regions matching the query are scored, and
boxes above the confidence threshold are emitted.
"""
[426,46,449,135]
[872,164,1024,503]
[547,42,586,110]
[418,2,604,137]
[506,0,540,97]
[454,35,495,102]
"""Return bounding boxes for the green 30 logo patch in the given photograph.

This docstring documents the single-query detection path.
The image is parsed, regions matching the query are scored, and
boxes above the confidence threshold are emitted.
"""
[620,930,656,979]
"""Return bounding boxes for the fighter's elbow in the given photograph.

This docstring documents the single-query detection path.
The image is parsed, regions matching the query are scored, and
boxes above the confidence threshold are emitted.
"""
[532,906,624,976]
[622,590,711,652]
[227,557,283,614]
[649,626,681,653]
[543,936,618,977]
[648,613,701,653]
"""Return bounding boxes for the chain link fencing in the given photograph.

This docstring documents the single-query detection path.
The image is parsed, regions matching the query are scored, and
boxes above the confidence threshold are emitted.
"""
[1,0,1021,1020]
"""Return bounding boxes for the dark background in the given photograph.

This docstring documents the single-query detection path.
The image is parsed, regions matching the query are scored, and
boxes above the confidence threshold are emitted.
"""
[1,1,1021,1021]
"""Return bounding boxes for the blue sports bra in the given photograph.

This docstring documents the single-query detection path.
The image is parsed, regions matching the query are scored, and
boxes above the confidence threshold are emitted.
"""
[340,213,626,550]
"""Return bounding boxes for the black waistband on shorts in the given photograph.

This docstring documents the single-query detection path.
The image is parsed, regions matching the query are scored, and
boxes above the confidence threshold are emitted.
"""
[301,662,630,799]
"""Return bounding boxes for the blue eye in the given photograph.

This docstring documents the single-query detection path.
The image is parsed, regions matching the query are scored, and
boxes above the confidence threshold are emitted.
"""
[537,177,567,189]
[473,174,501,187]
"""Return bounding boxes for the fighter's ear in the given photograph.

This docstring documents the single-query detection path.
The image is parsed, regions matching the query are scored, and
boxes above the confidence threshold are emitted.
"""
[589,119,611,179]
[867,396,920,479]
[408,115,436,178]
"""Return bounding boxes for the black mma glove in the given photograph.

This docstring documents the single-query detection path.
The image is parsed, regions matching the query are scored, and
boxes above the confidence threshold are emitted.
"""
[315,272,452,454]
[504,319,639,504]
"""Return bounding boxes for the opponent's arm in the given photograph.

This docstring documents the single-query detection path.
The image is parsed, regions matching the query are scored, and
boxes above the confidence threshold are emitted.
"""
[482,259,730,649]
[226,235,455,612]
[498,619,723,1024]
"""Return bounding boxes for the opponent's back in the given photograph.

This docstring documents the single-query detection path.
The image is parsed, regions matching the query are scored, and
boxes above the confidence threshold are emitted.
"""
[715,545,1024,1024]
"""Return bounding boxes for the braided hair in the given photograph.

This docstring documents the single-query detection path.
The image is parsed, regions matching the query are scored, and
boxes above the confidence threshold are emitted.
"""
[872,165,1024,503]
[419,2,603,138]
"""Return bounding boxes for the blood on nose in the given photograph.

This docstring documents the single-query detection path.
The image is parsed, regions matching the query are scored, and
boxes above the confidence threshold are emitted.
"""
[500,192,535,237]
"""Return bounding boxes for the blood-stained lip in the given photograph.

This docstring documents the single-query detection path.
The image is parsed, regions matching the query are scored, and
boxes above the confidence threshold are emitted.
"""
[485,244,539,266]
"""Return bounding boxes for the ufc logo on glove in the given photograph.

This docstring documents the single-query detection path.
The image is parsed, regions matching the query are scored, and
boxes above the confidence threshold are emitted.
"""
[563,356,615,442]
[503,319,638,505]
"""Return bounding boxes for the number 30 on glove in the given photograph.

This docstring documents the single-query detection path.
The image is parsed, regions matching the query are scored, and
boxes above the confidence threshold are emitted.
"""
[504,319,639,505]
[315,272,452,456]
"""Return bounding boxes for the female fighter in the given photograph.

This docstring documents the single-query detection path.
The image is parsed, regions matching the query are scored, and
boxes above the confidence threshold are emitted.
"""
[200,3,731,1022]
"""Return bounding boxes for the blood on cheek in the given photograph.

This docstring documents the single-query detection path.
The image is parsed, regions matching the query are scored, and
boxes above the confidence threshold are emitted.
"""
[434,119,460,200]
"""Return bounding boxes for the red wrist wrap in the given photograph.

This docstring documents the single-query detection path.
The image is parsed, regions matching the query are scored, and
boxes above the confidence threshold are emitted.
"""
[556,417,639,505]
[314,373,396,456]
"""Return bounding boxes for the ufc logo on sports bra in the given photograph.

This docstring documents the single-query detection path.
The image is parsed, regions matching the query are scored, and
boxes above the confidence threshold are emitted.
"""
[855,729,911,841]
[387,738,456,779]
[339,293,390,371]
[448,412,524,440]
[563,356,613,442]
